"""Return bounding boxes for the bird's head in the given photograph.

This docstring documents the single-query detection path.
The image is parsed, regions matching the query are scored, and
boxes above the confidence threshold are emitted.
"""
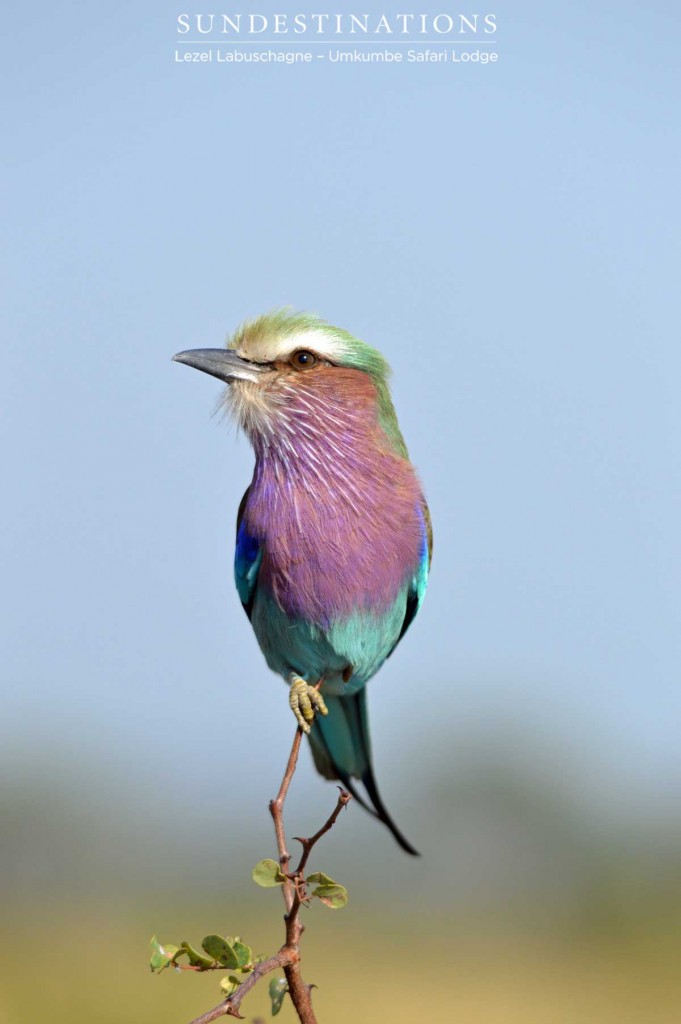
[173,310,406,454]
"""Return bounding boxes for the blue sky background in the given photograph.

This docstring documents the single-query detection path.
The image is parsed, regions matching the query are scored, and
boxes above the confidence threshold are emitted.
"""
[2,0,679,868]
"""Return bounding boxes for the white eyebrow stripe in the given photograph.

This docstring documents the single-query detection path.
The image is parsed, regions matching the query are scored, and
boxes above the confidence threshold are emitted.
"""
[234,329,347,365]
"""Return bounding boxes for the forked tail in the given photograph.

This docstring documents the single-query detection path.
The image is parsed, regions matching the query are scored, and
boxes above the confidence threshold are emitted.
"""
[308,689,419,856]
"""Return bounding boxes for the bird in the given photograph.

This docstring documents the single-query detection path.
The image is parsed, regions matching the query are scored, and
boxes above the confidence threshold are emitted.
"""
[173,310,431,854]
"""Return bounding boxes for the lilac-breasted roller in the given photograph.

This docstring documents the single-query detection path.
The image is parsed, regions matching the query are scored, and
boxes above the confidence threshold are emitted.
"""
[173,311,431,854]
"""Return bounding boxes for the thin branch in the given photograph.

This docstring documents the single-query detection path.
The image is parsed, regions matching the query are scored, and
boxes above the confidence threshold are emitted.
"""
[186,953,291,1024]
[273,728,317,1022]
[294,787,351,878]
[184,724,350,1024]
[287,788,351,921]
[269,726,304,912]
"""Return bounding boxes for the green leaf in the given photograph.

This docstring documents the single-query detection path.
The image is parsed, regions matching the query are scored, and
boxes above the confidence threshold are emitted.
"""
[306,871,337,887]
[150,935,179,973]
[232,940,253,970]
[201,934,239,969]
[252,859,286,887]
[220,975,241,996]
[311,883,349,909]
[305,871,348,908]
[179,941,214,969]
[150,936,164,971]
[269,976,288,1016]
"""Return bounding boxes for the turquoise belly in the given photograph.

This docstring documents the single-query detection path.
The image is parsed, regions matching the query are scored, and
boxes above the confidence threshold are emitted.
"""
[250,588,408,695]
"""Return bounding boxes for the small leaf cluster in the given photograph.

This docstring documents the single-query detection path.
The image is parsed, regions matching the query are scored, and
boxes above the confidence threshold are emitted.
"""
[150,932,262,993]
[306,870,349,909]
[252,860,349,909]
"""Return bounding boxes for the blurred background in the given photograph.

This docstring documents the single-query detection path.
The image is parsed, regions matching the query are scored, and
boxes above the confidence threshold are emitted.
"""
[2,1,679,1021]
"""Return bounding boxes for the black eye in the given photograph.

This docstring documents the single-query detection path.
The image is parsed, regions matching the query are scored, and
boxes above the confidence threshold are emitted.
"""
[291,350,317,369]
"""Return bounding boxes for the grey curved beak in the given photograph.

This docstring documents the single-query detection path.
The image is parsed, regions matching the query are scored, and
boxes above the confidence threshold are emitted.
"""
[172,348,267,384]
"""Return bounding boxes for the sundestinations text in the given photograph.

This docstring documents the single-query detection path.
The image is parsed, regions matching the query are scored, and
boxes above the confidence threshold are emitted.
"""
[176,12,497,36]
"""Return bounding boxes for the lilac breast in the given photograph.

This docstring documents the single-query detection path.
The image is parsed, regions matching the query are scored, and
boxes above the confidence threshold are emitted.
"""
[242,372,424,626]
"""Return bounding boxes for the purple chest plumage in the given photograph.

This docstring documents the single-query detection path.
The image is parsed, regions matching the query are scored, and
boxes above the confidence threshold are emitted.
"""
[242,370,424,626]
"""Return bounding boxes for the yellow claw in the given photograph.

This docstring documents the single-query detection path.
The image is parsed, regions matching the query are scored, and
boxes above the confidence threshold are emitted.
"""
[288,675,328,734]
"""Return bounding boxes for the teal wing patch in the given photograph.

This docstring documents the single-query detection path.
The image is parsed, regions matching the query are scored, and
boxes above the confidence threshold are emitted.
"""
[234,487,262,620]
[391,499,431,651]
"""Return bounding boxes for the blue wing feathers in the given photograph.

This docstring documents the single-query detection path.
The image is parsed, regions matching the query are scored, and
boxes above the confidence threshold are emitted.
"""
[234,488,262,618]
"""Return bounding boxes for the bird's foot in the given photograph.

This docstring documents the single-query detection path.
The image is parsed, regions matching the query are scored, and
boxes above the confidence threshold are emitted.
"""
[288,674,328,734]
